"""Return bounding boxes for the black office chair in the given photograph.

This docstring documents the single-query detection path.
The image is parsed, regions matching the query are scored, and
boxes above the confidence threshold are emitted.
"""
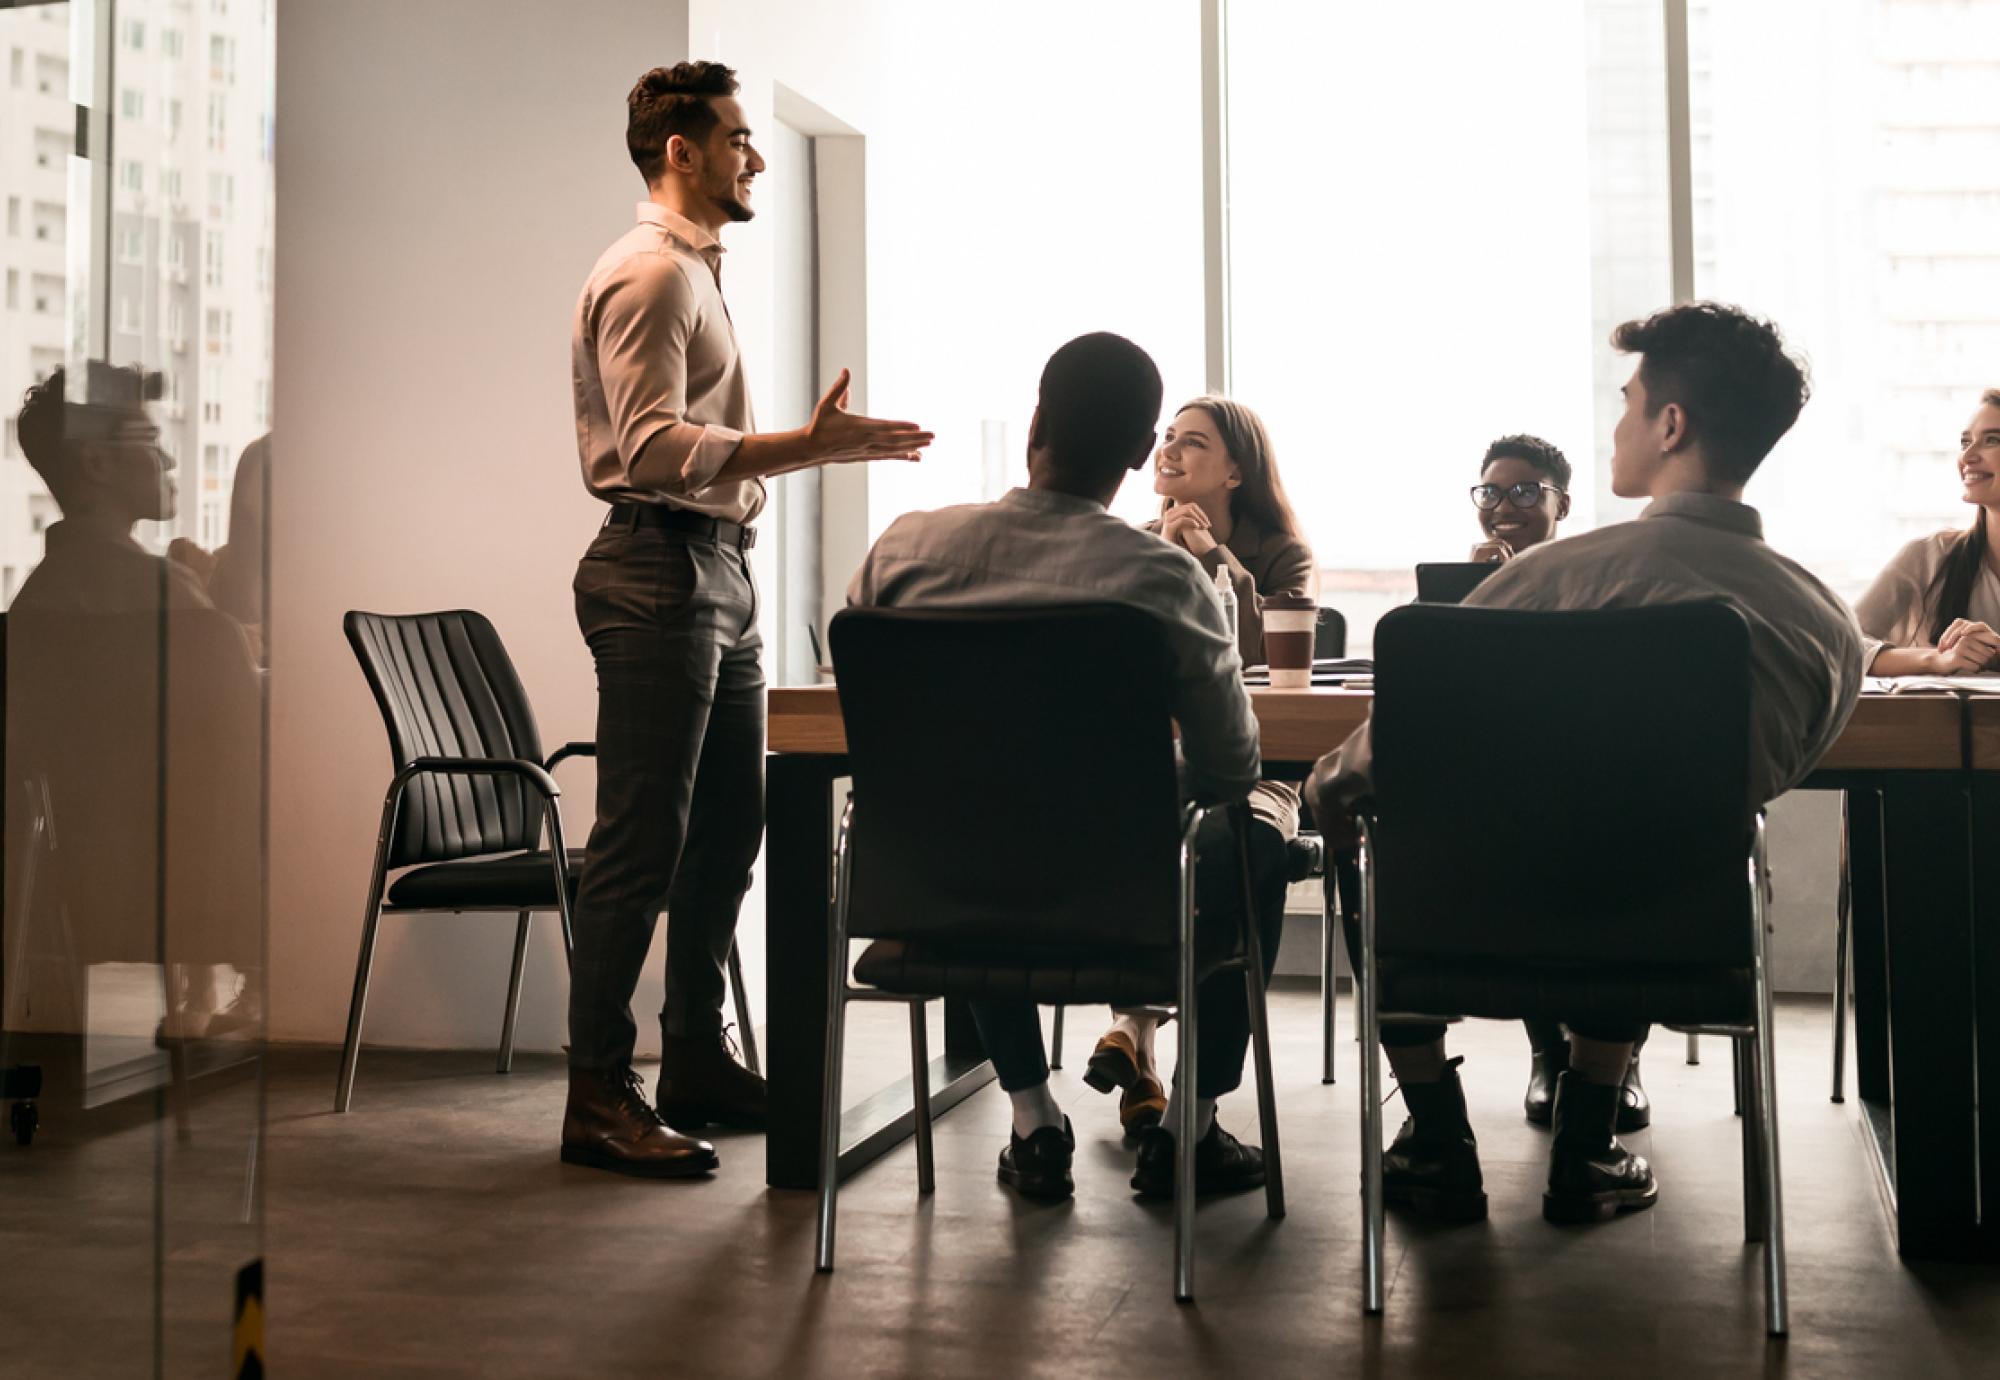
[336,610,757,1112]
[1352,602,1789,1335]
[1313,605,1347,659]
[813,606,1284,1302]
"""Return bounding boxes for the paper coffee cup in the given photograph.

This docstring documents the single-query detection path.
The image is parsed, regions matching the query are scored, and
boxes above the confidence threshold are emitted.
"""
[1262,600,1317,689]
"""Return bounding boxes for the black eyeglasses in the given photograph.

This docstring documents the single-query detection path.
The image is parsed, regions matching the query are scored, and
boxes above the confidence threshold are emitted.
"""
[1471,481,1564,511]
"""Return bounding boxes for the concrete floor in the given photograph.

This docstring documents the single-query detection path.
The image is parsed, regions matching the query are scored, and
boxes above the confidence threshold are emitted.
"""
[7,990,1998,1377]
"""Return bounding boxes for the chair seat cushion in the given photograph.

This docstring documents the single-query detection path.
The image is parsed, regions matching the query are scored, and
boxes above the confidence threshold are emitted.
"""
[1377,959,1754,1029]
[386,850,584,910]
[853,938,1239,1007]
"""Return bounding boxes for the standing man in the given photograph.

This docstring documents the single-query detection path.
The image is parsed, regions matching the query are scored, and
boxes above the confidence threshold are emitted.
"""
[563,62,932,1179]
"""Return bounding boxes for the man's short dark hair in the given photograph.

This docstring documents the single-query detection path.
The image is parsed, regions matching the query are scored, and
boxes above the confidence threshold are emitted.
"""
[1611,302,1810,485]
[626,61,739,183]
[1036,333,1163,484]
[16,363,161,494]
[1480,433,1571,491]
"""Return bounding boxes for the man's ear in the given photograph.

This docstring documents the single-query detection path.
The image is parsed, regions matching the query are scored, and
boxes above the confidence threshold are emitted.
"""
[1557,491,1572,521]
[664,132,699,175]
[1127,429,1157,473]
[1660,401,1689,455]
[1026,405,1044,454]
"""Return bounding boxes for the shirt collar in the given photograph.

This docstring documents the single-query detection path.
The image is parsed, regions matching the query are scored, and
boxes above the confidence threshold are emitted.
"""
[1001,486,1106,516]
[1639,491,1763,540]
[636,202,723,256]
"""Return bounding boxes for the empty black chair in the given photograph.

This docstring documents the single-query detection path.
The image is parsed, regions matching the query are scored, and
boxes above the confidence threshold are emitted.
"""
[337,610,756,1112]
[814,606,1283,1302]
[1313,605,1347,659]
[1351,602,1788,1333]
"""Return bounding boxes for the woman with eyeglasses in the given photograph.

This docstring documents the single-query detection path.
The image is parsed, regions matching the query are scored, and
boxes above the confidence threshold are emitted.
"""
[1854,389,2000,677]
[1469,434,1573,563]
[1462,435,1655,1133]
[1085,396,1313,1140]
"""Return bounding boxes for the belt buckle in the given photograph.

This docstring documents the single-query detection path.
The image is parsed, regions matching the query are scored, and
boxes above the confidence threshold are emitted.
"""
[739,525,757,552]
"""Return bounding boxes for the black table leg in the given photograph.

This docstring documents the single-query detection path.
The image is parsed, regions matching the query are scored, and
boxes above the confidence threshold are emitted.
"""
[1878,773,1982,1258]
[1845,787,1891,1103]
[1967,775,2000,1258]
[764,754,997,1191]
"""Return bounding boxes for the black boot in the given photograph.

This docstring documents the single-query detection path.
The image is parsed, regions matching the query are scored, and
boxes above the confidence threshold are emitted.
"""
[1522,1021,1568,1127]
[1383,1057,1487,1223]
[1618,1029,1651,1133]
[1543,1071,1658,1224]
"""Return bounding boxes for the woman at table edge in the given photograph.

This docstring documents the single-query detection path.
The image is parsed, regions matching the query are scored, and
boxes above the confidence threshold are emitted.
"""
[1856,388,2000,677]
[1086,396,1313,1136]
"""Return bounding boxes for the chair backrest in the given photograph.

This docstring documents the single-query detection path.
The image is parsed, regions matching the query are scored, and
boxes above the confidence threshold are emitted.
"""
[830,606,1184,949]
[1414,562,1499,605]
[1313,606,1347,659]
[1369,602,1754,968]
[344,610,545,868]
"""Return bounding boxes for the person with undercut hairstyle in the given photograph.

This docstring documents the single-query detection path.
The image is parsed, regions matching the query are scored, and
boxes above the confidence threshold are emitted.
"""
[1311,302,1861,1226]
[562,61,932,1180]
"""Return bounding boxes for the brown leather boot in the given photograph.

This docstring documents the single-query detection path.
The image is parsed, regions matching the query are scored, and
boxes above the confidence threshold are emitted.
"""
[561,1064,718,1179]
[656,1026,767,1130]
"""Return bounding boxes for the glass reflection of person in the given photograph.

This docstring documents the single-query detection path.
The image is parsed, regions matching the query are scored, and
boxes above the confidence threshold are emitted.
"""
[1087,398,1311,1138]
[8,365,259,1046]
[1853,389,2000,677]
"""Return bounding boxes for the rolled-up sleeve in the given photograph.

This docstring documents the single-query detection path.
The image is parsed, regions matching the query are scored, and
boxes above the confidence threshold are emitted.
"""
[1852,538,1935,673]
[589,254,743,495]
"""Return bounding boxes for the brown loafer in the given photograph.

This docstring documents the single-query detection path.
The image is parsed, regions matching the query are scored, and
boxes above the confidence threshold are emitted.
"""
[562,1064,718,1179]
[1119,1074,1167,1137]
[1085,1030,1143,1095]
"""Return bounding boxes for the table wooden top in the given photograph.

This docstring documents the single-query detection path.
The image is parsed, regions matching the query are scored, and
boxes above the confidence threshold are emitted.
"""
[769,684,1967,773]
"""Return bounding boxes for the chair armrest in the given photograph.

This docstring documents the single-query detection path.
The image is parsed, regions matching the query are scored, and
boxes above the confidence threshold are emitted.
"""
[545,741,596,773]
[395,756,561,801]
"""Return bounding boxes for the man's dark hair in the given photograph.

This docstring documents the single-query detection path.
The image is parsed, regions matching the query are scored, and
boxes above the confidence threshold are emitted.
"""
[626,61,739,183]
[1035,333,1163,484]
[1480,433,1571,491]
[16,363,160,495]
[1611,302,1810,485]
[15,367,66,486]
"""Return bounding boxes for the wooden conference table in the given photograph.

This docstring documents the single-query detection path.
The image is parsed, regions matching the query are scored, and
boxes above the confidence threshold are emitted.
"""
[765,684,1995,1261]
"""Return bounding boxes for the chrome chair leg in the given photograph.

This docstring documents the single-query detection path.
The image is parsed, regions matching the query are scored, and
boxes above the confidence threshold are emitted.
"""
[1357,819,1385,1317]
[1687,1031,1700,1065]
[1322,883,1339,1083]
[498,911,532,1074]
[728,941,761,1078]
[1050,1005,1065,1071]
[815,802,857,1274]
[1174,807,1203,1303]
[910,1000,936,1196]
[1832,790,1851,1103]
[1241,829,1285,1221]
[335,812,396,1113]
[1732,1037,1744,1117]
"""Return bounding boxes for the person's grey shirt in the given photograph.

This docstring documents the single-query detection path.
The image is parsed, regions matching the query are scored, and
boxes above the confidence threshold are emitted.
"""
[1318,492,1865,810]
[848,486,1261,805]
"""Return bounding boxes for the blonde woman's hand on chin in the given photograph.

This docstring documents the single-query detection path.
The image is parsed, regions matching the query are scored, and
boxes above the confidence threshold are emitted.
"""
[1161,501,1219,557]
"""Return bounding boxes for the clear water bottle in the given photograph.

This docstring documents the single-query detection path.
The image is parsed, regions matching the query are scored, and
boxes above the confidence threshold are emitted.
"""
[1212,565,1238,643]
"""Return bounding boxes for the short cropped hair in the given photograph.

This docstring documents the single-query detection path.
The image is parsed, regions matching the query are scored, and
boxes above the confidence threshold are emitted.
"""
[626,61,739,184]
[15,363,159,493]
[1480,433,1571,491]
[1611,302,1809,486]
[1036,333,1163,484]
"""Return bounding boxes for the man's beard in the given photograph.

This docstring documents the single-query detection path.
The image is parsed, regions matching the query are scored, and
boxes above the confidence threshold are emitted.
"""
[717,194,755,224]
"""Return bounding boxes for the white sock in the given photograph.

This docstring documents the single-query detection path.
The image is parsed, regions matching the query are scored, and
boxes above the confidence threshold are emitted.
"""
[1009,1081,1064,1140]
[1160,1091,1217,1142]
[1111,1011,1162,1075]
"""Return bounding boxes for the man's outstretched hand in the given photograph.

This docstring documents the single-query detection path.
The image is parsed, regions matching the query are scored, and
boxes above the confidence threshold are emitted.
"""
[806,368,933,465]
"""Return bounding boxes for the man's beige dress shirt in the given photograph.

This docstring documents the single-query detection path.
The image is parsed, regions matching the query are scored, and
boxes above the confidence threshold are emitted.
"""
[1318,492,1864,811]
[572,203,763,524]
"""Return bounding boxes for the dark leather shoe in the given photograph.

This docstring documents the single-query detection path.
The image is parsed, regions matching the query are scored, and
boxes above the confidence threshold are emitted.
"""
[1543,1070,1658,1224]
[1385,1058,1487,1222]
[1131,1119,1266,1200]
[1522,1021,1567,1127]
[561,1065,718,1179]
[656,1026,767,1131]
[1617,1044,1651,1133]
[998,1117,1075,1201]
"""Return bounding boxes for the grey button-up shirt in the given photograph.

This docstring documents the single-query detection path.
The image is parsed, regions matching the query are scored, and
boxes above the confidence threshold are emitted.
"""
[849,487,1262,805]
[1318,492,1865,810]
[571,204,763,524]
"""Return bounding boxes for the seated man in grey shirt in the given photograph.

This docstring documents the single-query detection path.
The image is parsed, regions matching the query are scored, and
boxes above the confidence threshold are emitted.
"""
[1310,302,1862,1227]
[849,333,1288,1203]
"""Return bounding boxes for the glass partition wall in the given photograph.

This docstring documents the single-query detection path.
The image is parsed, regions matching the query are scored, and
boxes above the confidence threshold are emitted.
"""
[1,0,272,1372]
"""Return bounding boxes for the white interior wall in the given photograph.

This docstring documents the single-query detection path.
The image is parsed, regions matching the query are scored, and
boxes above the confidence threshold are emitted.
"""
[269,0,690,1051]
